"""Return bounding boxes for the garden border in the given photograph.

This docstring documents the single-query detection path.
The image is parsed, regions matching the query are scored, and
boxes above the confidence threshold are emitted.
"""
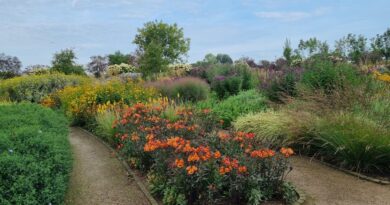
[77,128,308,205]
[75,127,159,205]
[299,156,390,185]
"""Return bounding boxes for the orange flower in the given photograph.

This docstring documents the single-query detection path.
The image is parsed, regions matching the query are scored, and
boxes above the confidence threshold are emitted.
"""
[182,142,194,153]
[219,166,231,175]
[175,158,185,168]
[250,149,275,158]
[146,134,155,141]
[188,153,200,162]
[280,147,294,157]
[214,151,221,159]
[186,166,198,175]
[238,166,247,174]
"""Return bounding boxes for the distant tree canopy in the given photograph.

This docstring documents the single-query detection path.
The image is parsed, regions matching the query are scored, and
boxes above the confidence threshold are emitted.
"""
[193,53,234,67]
[216,54,233,64]
[133,20,190,78]
[0,53,22,74]
[51,49,85,75]
[371,28,390,61]
[108,51,131,65]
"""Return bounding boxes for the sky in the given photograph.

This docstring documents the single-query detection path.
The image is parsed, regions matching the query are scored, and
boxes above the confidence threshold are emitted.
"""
[1,0,389,68]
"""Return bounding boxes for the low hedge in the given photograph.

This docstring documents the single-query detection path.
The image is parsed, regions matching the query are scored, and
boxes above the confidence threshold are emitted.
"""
[0,103,72,204]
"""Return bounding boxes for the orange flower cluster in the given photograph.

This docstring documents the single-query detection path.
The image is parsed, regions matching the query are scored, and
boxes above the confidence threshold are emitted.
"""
[186,165,198,175]
[280,147,294,157]
[174,158,185,168]
[166,120,198,131]
[219,157,247,175]
[250,149,276,158]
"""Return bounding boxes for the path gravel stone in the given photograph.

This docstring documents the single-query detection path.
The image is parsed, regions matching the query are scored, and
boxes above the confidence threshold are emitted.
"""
[287,156,390,205]
[65,127,150,205]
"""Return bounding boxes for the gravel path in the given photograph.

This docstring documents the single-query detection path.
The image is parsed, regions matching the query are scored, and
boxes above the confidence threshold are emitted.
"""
[287,156,390,205]
[65,127,150,205]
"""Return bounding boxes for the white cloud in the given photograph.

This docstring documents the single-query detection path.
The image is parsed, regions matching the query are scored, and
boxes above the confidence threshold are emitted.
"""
[255,8,329,22]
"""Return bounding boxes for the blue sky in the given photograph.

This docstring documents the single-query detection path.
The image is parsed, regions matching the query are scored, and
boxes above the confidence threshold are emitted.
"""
[1,0,389,67]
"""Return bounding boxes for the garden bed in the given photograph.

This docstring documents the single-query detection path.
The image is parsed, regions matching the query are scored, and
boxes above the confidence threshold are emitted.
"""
[80,127,305,205]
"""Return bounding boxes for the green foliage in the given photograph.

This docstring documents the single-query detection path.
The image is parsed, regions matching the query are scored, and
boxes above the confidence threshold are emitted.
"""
[283,39,293,66]
[51,49,86,75]
[233,110,314,147]
[0,73,91,103]
[247,188,265,205]
[0,71,19,80]
[335,34,367,64]
[216,53,233,64]
[308,112,390,173]
[262,69,301,102]
[298,37,329,58]
[207,63,256,98]
[301,60,360,93]
[197,90,267,127]
[0,103,72,204]
[282,182,299,205]
[134,20,190,78]
[108,51,130,65]
[371,28,390,61]
[95,110,118,145]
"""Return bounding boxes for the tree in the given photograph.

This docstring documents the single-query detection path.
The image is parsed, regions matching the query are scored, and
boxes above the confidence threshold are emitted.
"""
[283,39,292,65]
[372,28,390,62]
[204,53,218,64]
[133,20,190,78]
[298,38,329,58]
[335,34,367,64]
[0,53,22,74]
[51,49,85,75]
[87,56,108,78]
[108,51,131,65]
[216,54,233,64]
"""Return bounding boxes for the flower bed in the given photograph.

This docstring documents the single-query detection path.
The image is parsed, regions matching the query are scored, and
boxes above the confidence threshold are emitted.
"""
[113,102,297,204]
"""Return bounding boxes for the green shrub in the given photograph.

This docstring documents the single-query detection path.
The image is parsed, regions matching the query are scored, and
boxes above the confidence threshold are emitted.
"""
[0,73,91,103]
[0,71,19,80]
[0,103,72,204]
[150,77,210,102]
[301,60,360,93]
[233,110,314,147]
[308,112,390,174]
[259,68,303,102]
[197,90,267,127]
[206,63,256,98]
